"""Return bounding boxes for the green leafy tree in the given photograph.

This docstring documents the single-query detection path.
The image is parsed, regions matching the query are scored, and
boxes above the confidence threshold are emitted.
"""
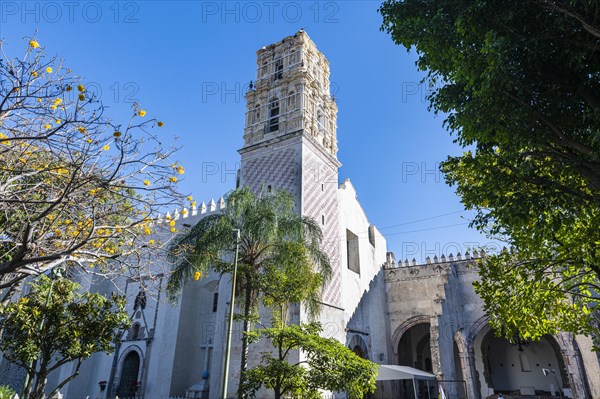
[0,385,16,399]
[474,250,599,347]
[0,276,131,399]
[243,321,378,399]
[241,250,378,399]
[380,0,600,341]
[167,187,332,397]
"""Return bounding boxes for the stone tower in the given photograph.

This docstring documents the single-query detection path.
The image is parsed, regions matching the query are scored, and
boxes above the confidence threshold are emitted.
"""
[239,30,342,307]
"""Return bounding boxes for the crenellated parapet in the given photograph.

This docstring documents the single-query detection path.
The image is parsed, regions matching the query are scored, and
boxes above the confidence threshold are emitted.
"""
[383,248,506,270]
[156,196,226,224]
[383,246,515,270]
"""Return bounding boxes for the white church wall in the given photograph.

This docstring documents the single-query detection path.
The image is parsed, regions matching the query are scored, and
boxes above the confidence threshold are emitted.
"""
[338,179,386,324]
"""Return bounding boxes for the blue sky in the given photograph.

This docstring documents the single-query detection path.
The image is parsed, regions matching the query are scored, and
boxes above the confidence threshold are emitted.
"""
[1,1,503,262]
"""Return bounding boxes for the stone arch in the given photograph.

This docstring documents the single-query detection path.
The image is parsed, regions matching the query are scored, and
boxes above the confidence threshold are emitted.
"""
[348,334,369,360]
[452,329,470,399]
[466,315,490,352]
[464,317,492,398]
[396,322,432,372]
[472,324,573,397]
[114,345,144,398]
[391,315,432,359]
[454,329,467,356]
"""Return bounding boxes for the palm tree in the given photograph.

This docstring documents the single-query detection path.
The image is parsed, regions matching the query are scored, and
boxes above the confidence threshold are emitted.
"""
[167,187,332,398]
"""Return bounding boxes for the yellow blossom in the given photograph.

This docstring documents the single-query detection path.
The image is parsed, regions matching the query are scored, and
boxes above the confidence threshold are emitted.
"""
[113,131,122,138]
[90,189,97,195]
[50,105,57,110]
[78,126,86,133]
[86,139,93,143]
[143,179,151,186]
[191,200,197,207]
[29,40,40,49]
[45,67,53,73]
[169,176,177,183]
[170,227,176,233]
[157,121,164,127]
[177,166,185,175]
[53,98,62,105]
[169,220,176,227]
[103,145,110,151]
[66,86,73,92]
[78,94,85,101]
[149,239,155,245]
[44,124,52,129]
[187,195,193,201]
[139,110,147,117]
[181,209,188,215]
[194,271,202,281]
[56,119,61,124]
[77,84,85,92]
[37,98,42,103]
[31,71,38,77]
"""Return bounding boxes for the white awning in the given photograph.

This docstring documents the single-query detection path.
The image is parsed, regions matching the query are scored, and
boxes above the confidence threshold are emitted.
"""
[375,365,436,381]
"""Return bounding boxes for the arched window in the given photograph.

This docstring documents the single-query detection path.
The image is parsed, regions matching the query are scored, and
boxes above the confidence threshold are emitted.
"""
[288,51,297,66]
[317,109,325,134]
[287,91,296,111]
[253,104,261,124]
[127,322,143,340]
[260,61,268,78]
[117,351,140,398]
[274,58,283,80]
[268,98,279,133]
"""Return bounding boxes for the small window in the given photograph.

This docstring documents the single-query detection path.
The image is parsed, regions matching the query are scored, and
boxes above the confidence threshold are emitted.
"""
[321,215,325,225]
[287,91,296,111]
[317,110,325,133]
[368,226,376,248]
[260,61,268,78]
[212,292,218,312]
[253,104,261,124]
[128,322,143,340]
[274,59,283,80]
[321,183,324,192]
[268,98,279,132]
[346,229,360,274]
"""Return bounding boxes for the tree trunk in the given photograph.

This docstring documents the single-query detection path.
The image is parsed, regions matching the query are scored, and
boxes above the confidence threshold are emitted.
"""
[22,367,36,399]
[31,369,47,399]
[237,275,253,399]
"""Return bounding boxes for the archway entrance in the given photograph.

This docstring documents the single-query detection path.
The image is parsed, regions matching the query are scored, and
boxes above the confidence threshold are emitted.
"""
[117,351,141,398]
[397,323,433,399]
[398,323,432,372]
[348,335,373,399]
[480,331,569,396]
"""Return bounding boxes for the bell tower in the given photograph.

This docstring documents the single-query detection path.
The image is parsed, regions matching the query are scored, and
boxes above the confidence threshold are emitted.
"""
[239,30,342,306]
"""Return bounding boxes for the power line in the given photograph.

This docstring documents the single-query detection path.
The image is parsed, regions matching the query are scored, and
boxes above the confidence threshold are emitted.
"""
[376,210,467,231]
[382,222,469,237]
[320,210,471,245]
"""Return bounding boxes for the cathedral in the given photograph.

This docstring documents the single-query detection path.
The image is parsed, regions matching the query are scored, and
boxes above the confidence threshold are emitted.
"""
[2,30,599,399]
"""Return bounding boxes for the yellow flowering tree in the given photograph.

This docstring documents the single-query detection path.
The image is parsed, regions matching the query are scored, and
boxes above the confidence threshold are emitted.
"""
[0,37,186,297]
